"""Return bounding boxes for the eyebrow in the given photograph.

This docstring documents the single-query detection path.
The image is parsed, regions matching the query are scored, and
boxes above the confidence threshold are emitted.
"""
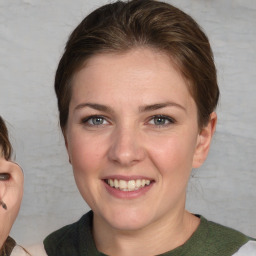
[139,102,186,113]
[74,102,186,113]
[74,103,114,114]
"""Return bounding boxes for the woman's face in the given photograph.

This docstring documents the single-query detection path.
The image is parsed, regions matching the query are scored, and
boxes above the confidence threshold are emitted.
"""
[65,48,214,232]
[0,146,23,247]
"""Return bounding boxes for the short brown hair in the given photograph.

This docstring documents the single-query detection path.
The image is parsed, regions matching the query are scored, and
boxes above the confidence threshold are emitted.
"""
[0,116,12,160]
[55,0,219,131]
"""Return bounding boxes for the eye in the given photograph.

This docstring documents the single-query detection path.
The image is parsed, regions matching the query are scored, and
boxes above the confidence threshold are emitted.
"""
[81,115,109,126]
[90,116,105,125]
[148,115,175,126]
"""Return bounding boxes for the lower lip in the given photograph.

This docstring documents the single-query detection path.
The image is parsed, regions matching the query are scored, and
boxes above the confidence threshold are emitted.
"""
[103,180,154,199]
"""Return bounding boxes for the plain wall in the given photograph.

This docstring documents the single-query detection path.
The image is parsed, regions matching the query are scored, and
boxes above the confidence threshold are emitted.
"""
[0,0,255,245]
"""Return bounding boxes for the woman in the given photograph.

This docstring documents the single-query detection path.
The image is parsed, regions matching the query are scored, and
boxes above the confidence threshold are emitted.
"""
[0,116,26,255]
[42,0,255,255]
[1,0,255,255]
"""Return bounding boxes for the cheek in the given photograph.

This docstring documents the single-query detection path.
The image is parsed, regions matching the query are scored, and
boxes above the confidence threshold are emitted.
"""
[147,132,197,176]
[67,132,107,176]
[67,134,104,204]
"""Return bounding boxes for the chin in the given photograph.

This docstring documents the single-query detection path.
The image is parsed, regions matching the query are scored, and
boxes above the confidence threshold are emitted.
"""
[109,218,151,232]
[99,207,155,232]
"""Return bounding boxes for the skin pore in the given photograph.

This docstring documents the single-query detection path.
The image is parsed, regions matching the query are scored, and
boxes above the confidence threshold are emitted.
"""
[65,48,216,256]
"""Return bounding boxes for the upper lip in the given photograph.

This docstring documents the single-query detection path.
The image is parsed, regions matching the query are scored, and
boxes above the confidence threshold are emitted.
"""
[102,175,154,181]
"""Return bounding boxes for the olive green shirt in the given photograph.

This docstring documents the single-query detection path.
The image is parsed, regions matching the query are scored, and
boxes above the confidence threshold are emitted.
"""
[44,211,255,256]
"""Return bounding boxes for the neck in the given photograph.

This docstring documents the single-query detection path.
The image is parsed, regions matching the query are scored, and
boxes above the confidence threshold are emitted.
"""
[93,210,200,256]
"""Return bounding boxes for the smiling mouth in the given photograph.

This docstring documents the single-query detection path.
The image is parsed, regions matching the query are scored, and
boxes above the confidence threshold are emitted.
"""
[105,179,153,192]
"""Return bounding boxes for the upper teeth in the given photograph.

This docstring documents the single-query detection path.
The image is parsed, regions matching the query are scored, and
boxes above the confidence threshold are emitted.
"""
[107,179,151,191]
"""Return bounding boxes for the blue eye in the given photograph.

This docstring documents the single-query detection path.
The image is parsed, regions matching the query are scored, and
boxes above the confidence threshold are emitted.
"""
[82,116,108,126]
[90,117,104,125]
[148,115,174,126]
[154,116,167,125]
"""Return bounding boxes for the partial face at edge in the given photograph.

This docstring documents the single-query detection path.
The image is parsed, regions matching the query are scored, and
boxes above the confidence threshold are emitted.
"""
[64,48,216,232]
[0,141,24,248]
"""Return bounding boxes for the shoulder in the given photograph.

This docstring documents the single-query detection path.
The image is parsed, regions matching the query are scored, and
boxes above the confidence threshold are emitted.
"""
[43,211,95,256]
[232,240,256,256]
[206,218,250,242]
[200,216,256,255]
[44,219,82,245]
[11,243,47,256]
[10,246,29,256]
[44,211,90,243]
[27,243,48,256]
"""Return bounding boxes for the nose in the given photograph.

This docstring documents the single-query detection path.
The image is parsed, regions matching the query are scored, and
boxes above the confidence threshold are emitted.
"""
[108,125,146,166]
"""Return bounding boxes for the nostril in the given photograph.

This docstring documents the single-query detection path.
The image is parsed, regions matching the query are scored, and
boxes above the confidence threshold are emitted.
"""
[0,199,7,210]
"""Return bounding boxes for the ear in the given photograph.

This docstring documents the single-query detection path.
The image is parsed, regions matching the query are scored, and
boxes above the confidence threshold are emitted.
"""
[192,112,217,168]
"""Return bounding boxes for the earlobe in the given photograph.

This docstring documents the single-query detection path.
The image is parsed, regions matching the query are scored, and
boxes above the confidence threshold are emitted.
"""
[192,112,217,168]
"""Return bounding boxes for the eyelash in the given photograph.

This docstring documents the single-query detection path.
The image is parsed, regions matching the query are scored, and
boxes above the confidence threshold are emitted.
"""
[81,115,109,127]
[80,114,176,128]
[147,115,176,127]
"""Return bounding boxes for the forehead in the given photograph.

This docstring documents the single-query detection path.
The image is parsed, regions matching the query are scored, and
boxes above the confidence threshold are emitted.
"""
[71,48,192,102]
[80,48,183,79]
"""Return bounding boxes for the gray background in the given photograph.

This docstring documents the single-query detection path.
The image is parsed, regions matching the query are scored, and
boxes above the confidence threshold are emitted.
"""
[0,0,255,245]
